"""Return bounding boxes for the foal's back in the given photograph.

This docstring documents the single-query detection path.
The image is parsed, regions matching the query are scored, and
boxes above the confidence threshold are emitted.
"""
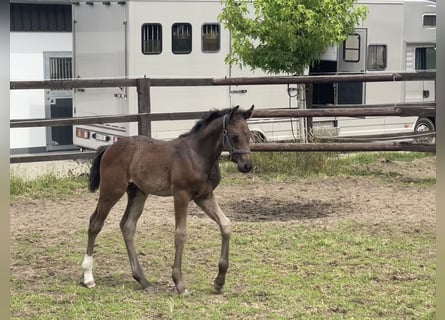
[98,135,209,198]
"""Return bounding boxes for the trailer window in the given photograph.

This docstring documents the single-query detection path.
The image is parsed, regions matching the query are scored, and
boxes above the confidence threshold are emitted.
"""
[415,47,436,70]
[367,45,387,70]
[343,34,360,62]
[202,24,220,53]
[142,24,162,54]
[423,14,436,27]
[172,23,192,54]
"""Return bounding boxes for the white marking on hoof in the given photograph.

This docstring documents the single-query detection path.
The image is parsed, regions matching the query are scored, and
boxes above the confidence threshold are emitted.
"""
[83,280,96,289]
[81,254,95,288]
[179,288,189,296]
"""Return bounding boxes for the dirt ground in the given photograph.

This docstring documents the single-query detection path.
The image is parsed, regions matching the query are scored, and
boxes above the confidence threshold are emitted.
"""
[10,155,436,237]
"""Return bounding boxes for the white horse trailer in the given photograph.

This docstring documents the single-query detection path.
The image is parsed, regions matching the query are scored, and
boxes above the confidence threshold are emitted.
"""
[72,0,436,150]
[310,0,436,138]
[72,0,301,150]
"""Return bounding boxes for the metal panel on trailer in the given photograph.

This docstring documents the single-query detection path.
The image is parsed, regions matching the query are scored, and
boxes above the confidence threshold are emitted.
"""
[72,1,128,148]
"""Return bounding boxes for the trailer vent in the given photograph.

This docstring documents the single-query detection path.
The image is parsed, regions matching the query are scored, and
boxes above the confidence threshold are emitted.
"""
[423,14,436,27]
[47,56,72,93]
[142,23,162,54]
[10,3,71,32]
[49,57,72,80]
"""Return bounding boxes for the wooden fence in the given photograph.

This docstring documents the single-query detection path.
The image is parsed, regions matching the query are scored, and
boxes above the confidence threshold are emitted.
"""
[10,72,436,163]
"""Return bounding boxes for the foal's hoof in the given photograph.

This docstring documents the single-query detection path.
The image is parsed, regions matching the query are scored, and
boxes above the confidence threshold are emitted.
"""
[178,288,189,296]
[143,285,155,294]
[82,281,96,289]
[214,281,224,293]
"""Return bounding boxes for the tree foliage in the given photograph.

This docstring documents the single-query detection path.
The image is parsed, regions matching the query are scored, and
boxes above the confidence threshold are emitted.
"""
[218,0,368,74]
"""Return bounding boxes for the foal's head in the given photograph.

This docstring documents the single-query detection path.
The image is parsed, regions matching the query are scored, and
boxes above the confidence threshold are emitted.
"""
[223,105,254,173]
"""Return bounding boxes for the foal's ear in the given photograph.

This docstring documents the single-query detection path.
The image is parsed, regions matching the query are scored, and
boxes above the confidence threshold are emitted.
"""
[228,105,240,119]
[243,105,254,119]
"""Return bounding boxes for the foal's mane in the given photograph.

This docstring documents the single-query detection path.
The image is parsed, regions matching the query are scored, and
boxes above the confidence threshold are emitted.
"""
[180,108,232,137]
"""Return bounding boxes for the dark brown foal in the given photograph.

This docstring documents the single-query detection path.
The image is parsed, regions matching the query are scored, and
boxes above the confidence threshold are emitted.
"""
[81,106,254,294]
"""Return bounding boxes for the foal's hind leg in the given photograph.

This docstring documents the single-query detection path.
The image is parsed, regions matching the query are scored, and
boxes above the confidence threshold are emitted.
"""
[172,190,191,295]
[82,190,124,288]
[194,193,231,292]
[119,184,151,291]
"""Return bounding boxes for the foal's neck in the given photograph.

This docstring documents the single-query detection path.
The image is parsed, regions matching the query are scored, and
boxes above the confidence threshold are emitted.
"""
[193,116,225,165]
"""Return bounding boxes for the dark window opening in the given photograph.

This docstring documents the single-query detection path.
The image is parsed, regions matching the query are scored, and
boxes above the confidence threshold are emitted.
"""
[423,14,436,27]
[415,47,436,70]
[172,23,192,54]
[202,23,220,53]
[142,23,162,54]
[367,45,387,70]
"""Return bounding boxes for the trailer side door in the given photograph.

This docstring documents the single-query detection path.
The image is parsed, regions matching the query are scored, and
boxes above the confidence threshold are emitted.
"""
[72,1,127,148]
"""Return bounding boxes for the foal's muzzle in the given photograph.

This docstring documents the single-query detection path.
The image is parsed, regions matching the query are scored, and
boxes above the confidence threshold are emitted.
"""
[227,150,252,173]
[237,158,253,173]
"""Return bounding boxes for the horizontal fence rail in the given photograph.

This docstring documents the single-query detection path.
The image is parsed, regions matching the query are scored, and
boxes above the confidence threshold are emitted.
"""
[10,151,96,164]
[251,142,435,153]
[10,72,435,90]
[9,141,435,164]
[10,72,436,163]
[10,104,435,128]
[10,112,204,128]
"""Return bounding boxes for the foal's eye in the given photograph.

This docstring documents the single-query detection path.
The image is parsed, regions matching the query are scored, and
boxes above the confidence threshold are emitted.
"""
[231,135,239,143]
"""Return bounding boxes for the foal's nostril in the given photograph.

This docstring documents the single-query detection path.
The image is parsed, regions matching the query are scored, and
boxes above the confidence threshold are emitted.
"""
[237,160,253,173]
[239,162,252,173]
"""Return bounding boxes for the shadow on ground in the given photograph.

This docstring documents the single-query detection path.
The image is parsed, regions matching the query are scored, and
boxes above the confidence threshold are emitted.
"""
[223,196,352,222]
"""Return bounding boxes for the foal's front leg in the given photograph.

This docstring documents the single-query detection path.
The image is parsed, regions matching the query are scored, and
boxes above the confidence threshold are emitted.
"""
[194,193,231,292]
[172,191,190,295]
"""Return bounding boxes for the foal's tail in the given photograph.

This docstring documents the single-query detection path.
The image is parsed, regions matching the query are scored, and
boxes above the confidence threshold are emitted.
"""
[88,145,108,192]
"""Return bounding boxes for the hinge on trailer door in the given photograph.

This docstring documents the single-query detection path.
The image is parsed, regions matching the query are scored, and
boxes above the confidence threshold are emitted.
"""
[230,89,247,94]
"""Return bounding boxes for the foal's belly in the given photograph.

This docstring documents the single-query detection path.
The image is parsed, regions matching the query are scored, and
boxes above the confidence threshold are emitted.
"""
[145,182,173,197]
[130,176,172,197]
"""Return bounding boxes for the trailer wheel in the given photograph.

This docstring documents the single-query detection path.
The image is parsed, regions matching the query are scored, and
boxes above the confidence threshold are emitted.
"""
[250,131,266,143]
[414,117,435,144]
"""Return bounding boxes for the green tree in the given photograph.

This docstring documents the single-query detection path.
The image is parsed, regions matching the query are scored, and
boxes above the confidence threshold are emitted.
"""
[218,0,367,74]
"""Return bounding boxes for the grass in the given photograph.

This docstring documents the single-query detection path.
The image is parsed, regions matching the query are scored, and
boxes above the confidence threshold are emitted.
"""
[252,151,433,176]
[10,152,434,201]
[10,222,435,319]
[222,151,435,185]
[10,174,88,201]
[10,151,436,319]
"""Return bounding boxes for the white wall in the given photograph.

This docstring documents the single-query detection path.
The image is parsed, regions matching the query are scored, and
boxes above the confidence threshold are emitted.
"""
[10,32,71,150]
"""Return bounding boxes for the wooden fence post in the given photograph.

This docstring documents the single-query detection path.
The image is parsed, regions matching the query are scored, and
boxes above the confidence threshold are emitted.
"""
[305,83,314,143]
[137,78,151,137]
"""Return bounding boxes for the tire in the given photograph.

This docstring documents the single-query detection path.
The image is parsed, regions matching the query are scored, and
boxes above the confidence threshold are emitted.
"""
[250,131,266,143]
[414,117,435,144]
